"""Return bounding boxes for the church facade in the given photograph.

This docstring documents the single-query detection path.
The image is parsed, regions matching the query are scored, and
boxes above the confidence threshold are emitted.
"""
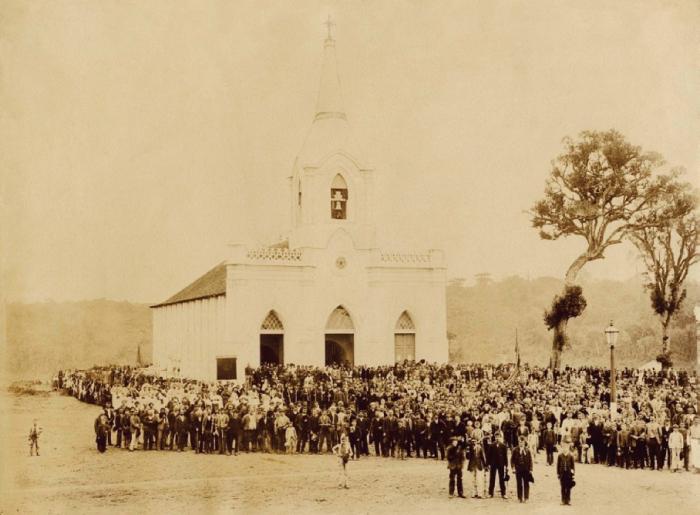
[151,29,447,381]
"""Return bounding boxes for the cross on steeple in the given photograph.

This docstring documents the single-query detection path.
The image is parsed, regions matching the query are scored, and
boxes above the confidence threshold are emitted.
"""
[324,15,335,41]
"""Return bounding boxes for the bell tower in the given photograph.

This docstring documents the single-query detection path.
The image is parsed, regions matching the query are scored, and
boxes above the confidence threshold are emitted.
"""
[288,18,376,250]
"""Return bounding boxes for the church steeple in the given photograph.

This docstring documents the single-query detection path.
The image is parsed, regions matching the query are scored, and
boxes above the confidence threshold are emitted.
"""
[314,16,346,122]
[289,19,375,251]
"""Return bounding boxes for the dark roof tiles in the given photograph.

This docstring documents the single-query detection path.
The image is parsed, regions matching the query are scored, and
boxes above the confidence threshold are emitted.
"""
[151,262,226,308]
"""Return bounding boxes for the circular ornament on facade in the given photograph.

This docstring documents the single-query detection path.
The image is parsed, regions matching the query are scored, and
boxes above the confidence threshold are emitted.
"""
[336,257,347,269]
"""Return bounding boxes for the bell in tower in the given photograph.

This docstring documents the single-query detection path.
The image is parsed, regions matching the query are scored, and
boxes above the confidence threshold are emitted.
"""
[331,174,348,219]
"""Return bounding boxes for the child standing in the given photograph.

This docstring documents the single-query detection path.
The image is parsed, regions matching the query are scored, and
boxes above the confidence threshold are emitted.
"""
[285,423,298,454]
[28,419,42,457]
[333,434,353,488]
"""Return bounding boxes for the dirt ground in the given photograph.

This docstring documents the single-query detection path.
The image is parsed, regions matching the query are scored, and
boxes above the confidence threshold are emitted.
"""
[0,391,697,515]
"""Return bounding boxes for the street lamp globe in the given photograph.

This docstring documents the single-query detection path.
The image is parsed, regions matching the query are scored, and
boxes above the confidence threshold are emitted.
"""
[605,321,619,347]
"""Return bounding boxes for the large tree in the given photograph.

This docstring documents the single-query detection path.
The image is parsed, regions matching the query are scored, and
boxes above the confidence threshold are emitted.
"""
[530,130,672,369]
[629,185,699,366]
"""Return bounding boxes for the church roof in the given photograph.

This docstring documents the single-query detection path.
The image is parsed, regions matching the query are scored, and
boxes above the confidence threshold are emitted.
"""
[151,262,227,308]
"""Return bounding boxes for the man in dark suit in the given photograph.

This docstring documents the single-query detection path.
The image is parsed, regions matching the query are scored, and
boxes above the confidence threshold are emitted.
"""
[557,442,576,505]
[617,422,631,468]
[543,422,557,466]
[412,413,428,458]
[660,419,672,470]
[446,436,466,498]
[511,437,533,503]
[103,402,115,446]
[487,432,509,498]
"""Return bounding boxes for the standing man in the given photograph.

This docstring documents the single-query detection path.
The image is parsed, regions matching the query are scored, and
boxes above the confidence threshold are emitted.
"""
[543,422,557,466]
[129,408,142,451]
[468,437,488,498]
[511,437,533,503]
[28,419,42,457]
[446,436,466,498]
[103,401,115,446]
[668,424,684,472]
[646,417,661,470]
[114,406,124,448]
[121,408,132,451]
[617,422,631,468]
[557,442,576,505]
[487,432,509,499]
[319,410,332,454]
[94,413,110,453]
[216,408,230,455]
[660,418,672,470]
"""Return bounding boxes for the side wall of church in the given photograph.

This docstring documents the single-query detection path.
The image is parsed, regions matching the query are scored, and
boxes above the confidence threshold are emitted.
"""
[151,295,226,381]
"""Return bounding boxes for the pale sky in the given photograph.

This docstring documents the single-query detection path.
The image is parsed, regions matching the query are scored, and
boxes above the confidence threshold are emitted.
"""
[2,0,699,303]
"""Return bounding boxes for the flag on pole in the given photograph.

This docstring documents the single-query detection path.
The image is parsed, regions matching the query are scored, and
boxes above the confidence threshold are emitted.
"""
[515,329,521,370]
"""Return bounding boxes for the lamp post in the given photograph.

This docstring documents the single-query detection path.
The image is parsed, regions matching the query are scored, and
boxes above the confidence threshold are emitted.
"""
[605,321,620,418]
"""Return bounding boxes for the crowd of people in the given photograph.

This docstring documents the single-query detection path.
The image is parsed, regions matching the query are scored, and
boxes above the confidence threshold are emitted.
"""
[58,362,697,503]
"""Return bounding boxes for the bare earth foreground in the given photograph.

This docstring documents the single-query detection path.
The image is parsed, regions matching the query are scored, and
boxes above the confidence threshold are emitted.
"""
[1,392,697,515]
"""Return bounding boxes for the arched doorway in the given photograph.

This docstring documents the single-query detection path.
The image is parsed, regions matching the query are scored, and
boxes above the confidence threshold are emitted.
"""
[260,311,284,365]
[394,311,416,363]
[325,306,354,366]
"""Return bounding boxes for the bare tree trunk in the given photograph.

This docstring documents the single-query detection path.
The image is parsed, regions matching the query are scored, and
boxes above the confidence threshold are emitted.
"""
[548,253,588,370]
[551,339,562,370]
[565,253,589,285]
[661,320,671,356]
[550,319,567,370]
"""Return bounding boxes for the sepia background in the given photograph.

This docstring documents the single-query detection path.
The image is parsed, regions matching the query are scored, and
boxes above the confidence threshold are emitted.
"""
[1,0,699,376]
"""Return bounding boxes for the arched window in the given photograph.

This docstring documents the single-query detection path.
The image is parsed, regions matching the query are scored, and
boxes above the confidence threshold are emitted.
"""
[325,305,354,332]
[394,311,416,363]
[260,311,284,333]
[260,311,284,365]
[395,311,415,333]
[330,174,348,220]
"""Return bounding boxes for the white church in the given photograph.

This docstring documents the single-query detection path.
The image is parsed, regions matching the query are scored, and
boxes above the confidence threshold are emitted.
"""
[151,26,448,381]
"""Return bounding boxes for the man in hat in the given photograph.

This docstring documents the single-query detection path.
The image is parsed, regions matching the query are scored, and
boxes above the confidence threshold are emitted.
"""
[94,412,110,453]
[557,441,575,505]
[446,436,466,498]
[511,436,533,503]
[468,437,488,498]
[543,422,557,466]
[487,432,509,499]
[128,408,142,451]
[156,408,169,450]
[103,401,115,446]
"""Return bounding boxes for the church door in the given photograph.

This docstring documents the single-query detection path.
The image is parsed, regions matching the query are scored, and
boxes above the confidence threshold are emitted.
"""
[260,311,284,366]
[325,306,355,366]
[325,336,354,367]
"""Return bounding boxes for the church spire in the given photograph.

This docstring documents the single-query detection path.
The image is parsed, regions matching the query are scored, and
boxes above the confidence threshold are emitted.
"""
[314,16,346,122]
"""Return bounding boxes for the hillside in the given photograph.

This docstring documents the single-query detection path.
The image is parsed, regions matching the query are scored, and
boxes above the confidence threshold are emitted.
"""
[4,299,152,380]
[3,276,698,380]
[447,275,698,369]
